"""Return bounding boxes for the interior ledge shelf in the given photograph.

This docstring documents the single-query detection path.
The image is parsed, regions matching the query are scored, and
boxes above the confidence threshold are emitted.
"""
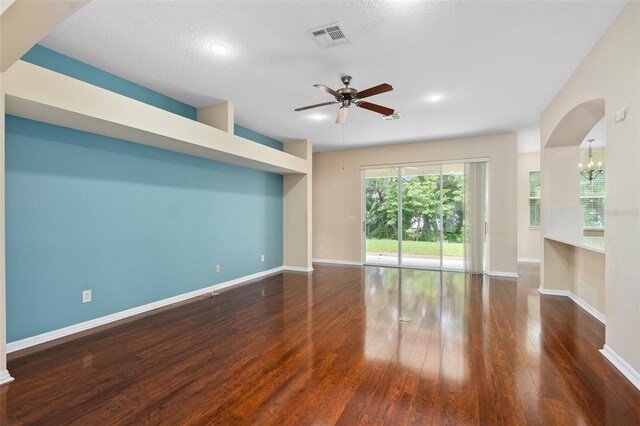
[544,234,605,254]
[3,60,309,175]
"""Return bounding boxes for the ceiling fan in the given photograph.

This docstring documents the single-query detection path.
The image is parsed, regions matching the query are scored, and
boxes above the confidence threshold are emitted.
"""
[295,75,395,124]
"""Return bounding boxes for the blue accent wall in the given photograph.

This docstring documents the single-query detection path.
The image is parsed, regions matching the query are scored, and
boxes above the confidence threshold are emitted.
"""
[6,45,287,342]
[235,124,283,151]
[22,45,197,119]
[5,116,283,342]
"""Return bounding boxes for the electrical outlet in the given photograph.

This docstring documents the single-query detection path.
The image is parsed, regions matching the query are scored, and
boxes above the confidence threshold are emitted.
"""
[216,264,220,273]
[82,290,92,303]
[261,254,265,262]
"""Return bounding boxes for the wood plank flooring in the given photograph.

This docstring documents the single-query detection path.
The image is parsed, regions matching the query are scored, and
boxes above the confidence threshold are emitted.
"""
[3,264,640,424]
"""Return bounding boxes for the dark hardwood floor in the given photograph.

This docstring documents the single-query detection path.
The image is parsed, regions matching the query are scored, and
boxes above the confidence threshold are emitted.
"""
[3,264,640,425]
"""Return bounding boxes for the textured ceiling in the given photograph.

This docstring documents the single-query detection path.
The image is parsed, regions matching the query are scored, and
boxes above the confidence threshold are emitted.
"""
[40,0,625,152]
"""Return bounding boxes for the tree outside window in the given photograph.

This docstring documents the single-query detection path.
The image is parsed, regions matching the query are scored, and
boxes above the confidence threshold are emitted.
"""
[529,171,541,228]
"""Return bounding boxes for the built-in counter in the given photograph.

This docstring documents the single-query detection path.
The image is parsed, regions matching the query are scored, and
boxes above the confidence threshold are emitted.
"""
[544,235,604,254]
[541,234,606,323]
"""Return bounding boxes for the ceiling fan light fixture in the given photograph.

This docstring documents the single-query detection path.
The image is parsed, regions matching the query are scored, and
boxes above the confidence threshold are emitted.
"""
[209,43,229,55]
[336,106,349,124]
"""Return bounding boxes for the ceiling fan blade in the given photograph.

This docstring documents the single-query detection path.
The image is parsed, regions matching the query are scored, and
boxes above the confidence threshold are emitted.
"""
[357,101,395,116]
[314,84,341,98]
[336,106,349,124]
[294,101,337,112]
[356,83,393,99]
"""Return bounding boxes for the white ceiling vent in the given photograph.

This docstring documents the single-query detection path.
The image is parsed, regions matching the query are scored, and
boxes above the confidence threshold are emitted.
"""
[382,113,401,121]
[309,22,349,47]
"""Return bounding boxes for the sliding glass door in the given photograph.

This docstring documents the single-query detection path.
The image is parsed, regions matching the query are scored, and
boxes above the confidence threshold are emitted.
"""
[364,168,399,266]
[441,164,465,270]
[363,161,486,272]
[400,165,442,269]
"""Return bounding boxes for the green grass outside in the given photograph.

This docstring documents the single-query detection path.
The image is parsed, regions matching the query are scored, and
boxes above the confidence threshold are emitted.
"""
[366,239,464,257]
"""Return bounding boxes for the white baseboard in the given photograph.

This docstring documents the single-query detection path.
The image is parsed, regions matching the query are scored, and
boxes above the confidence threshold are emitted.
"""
[283,266,314,272]
[538,287,606,324]
[537,287,570,297]
[518,258,540,264]
[312,258,363,266]
[487,271,519,279]
[600,345,640,391]
[7,266,284,354]
[0,369,14,386]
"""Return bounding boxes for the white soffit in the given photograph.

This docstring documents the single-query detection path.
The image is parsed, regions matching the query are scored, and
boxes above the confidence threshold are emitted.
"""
[40,0,626,152]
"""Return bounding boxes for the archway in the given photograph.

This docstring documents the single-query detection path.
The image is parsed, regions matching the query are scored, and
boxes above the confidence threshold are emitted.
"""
[540,98,607,325]
[545,99,604,148]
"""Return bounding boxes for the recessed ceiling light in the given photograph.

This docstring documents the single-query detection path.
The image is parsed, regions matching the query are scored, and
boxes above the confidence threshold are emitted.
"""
[309,113,328,121]
[209,43,229,55]
[427,94,443,102]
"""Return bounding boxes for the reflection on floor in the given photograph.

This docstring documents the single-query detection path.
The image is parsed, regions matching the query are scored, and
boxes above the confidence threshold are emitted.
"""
[365,252,465,270]
[3,264,640,424]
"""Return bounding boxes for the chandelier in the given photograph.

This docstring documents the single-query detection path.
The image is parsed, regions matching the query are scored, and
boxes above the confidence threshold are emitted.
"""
[579,139,603,182]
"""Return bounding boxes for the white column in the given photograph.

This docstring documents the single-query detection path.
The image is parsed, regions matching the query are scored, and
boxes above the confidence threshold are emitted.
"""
[284,141,313,272]
[1,0,90,72]
[0,75,14,385]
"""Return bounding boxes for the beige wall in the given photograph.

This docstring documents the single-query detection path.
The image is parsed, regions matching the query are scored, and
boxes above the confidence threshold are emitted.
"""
[540,2,640,373]
[542,146,581,206]
[543,240,605,316]
[574,248,605,315]
[517,153,541,262]
[313,133,518,275]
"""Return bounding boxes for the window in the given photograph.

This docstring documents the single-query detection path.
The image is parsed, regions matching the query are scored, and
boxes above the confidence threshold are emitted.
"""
[529,171,541,227]
[580,171,605,228]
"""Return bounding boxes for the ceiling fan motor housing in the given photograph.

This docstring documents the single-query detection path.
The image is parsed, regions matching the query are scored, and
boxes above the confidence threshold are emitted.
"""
[337,75,358,105]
